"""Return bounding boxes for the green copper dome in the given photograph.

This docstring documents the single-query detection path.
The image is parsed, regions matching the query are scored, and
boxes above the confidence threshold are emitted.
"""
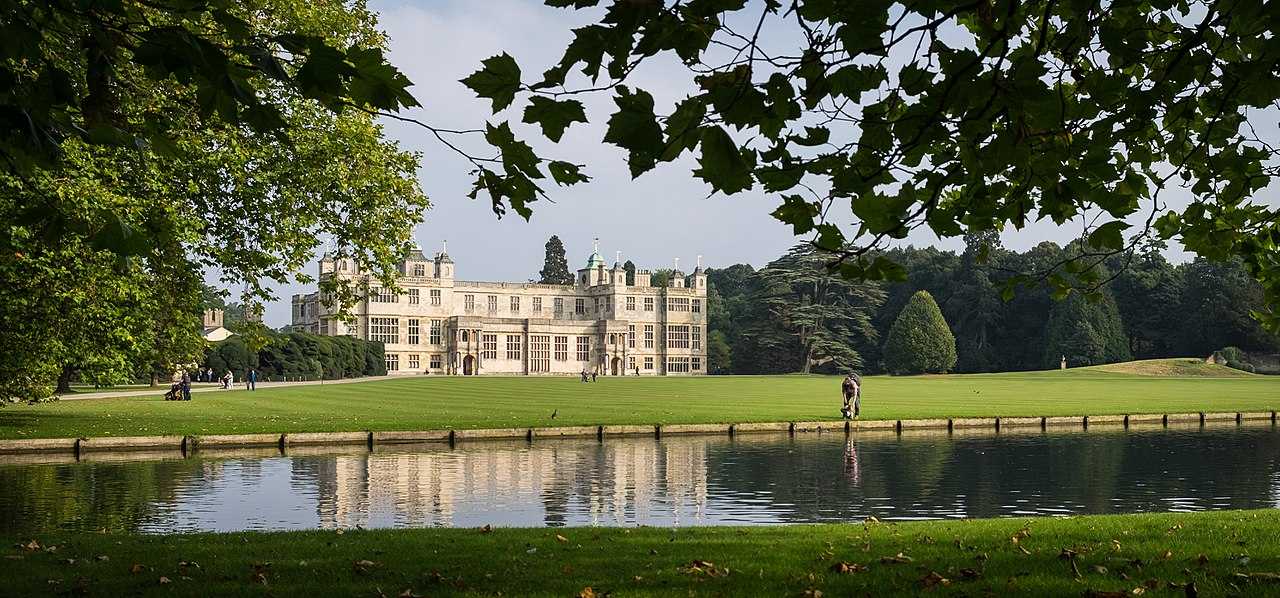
[585,238,604,268]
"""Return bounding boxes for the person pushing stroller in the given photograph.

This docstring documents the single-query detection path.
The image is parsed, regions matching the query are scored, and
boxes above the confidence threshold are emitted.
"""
[841,372,861,419]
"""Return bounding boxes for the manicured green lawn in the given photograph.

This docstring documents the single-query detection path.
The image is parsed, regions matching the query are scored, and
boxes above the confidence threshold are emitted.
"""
[1,361,1276,439]
[5,510,1278,596]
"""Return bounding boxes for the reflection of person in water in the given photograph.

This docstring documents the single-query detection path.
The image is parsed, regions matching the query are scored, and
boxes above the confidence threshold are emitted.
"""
[843,438,861,486]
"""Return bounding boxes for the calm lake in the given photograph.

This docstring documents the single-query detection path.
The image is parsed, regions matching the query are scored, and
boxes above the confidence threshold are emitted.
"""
[1,425,1276,534]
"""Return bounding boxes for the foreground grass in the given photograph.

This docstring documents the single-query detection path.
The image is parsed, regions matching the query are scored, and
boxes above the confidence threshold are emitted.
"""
[5,510,1278,596]
[1,360,1276,440]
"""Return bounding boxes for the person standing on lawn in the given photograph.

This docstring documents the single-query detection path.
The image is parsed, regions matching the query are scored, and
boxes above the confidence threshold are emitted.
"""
[841,373,861,419]
[180,370,192,401]
[247,368,258,391]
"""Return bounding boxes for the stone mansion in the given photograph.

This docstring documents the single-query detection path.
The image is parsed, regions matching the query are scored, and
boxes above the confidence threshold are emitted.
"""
[291,241,708,376]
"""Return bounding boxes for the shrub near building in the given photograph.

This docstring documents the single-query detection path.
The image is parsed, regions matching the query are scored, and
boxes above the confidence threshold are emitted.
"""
[204,332,385,381]
[882,290,958,375]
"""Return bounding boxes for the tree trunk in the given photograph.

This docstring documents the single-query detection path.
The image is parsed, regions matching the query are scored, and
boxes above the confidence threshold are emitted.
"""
[55,366,74,394]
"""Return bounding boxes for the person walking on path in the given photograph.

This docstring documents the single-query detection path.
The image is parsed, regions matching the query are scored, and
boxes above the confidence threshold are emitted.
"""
[841,372,861,419]
[591,370,598,382]
[247,368,258,391]
[180,370,192,401]
[580,370,589,383]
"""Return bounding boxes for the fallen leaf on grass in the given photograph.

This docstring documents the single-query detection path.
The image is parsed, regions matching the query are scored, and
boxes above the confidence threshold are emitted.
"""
[556,534,569,543]
[958,568,981,580]
[1016,545,1031,555]
[801,590,823,598]
[398,590,421,598]
[158,577,171,585]
[95,555,109,562]
[679,560,729,577]
[880,553,913,564]
[829,562,866,574]
[920,571,951,589]
[21,539,40,552]
[1195,554,1209,566]
[353,559,380,575]
[1083,591,1127,598]
[1159,551,1173,560]
[129,563,144,574]
[576,587,595,598]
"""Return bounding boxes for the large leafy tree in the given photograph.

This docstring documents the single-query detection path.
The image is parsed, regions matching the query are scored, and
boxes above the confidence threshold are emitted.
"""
[1176,257,1279,354]
[461,0,1280,332]
[1,0,427,400]
[538,235,574,284]
[1107,240,1187,358]
[882,290,958,375]
[749,244,885,373]
[1043,291,1131,367]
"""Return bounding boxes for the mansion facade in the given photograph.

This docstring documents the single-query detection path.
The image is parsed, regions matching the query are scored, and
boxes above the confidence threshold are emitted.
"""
[291,242,708,376]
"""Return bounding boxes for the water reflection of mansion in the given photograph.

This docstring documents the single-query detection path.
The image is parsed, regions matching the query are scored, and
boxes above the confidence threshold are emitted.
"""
[298,441,709,528]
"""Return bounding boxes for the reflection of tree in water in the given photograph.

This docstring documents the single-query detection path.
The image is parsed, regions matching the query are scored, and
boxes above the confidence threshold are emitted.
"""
[706,428,1280,522]
[0,458,212,534]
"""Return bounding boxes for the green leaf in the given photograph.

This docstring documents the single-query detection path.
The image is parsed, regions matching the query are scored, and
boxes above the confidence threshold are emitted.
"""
[899,63,932,96]
[522,97,587,142]
[91,212,150,256]
[695,126,754,194]
[771,194,820,234]
[602,86,664,177]
[1087,220,1130,251]
[461,53,522,112]
[484,122,543,180]
[828,64,885,101]
[660,97,706,162]
[548,161,590,185]
[814,223,845,251]
[791,126,830,146]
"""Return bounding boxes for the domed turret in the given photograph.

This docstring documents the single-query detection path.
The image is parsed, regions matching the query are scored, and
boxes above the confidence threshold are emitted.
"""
[585,237,605,269]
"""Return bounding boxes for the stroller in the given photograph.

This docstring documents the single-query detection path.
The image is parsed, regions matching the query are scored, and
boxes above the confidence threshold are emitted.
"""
[163,381,184,401]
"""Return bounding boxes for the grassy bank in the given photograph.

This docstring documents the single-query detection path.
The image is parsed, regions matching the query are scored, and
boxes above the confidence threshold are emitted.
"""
[1,359,1275,440]
[4,510,1278,596]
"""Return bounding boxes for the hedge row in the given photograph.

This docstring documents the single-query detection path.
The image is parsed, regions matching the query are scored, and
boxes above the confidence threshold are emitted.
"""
[203,332,386,381]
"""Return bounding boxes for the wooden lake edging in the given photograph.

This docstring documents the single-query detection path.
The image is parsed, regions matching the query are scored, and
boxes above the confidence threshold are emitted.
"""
[0,410,1275,457]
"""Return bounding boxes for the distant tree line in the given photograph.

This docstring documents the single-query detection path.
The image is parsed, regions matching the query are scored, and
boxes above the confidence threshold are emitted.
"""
[202,331,386,381]
[708,236,1280,375]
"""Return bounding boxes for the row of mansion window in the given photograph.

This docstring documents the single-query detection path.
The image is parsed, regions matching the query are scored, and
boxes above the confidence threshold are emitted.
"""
[367,290,701,314]
[383,353,701,373]
[370,317,702,353]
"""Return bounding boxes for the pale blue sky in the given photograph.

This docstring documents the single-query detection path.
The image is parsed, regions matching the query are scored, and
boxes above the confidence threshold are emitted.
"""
[250,0,1251,325]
